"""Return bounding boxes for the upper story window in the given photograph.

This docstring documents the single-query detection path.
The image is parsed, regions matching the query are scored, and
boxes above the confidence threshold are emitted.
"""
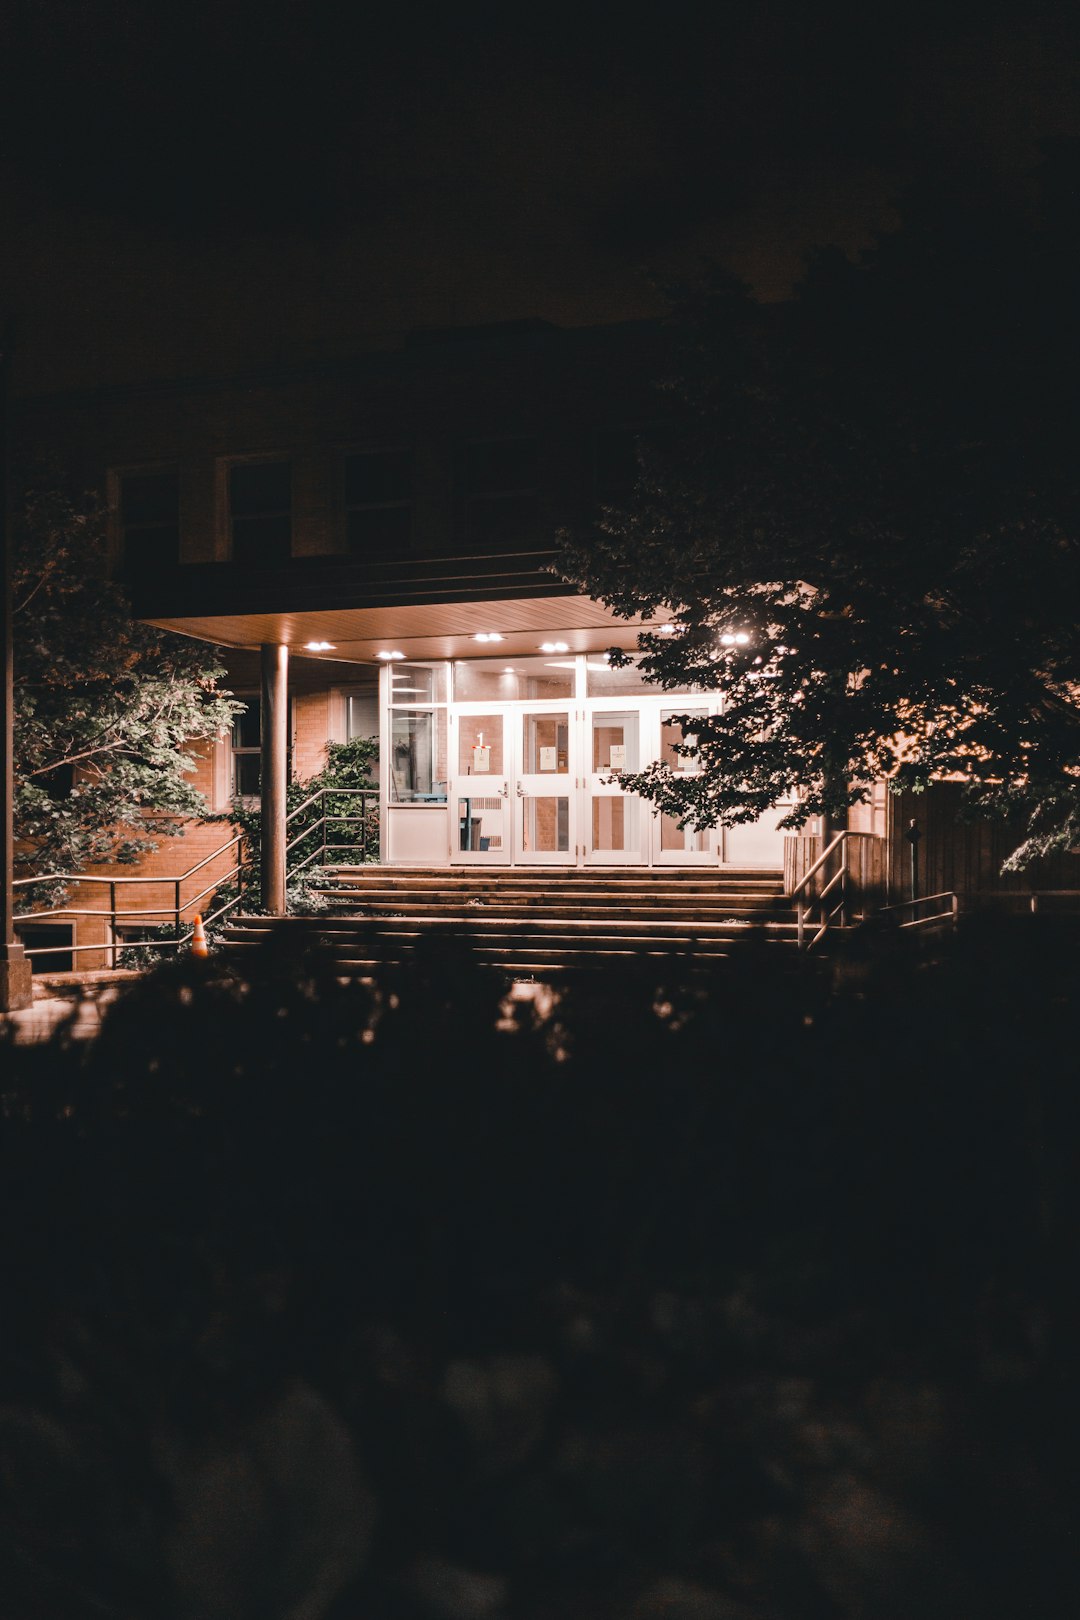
[456,437,538,548]
[345,448,413,556]
[229,460,292,566]
[231,698,263,798]
[592,427,640,508]
[119,469,180,566]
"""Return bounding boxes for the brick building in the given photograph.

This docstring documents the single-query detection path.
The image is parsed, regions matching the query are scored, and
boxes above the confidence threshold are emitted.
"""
[13,318,1078,967]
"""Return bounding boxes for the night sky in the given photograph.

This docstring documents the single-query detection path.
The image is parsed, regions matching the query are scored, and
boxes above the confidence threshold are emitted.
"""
[2,0,1078,393]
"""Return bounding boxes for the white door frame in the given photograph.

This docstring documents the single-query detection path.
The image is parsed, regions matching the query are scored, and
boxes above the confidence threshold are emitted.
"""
[444,676,785,871]
[513,701,579,865]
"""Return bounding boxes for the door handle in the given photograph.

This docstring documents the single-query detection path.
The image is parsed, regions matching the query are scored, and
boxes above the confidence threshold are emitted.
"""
[501,780,509,798]
[516,780,525,797]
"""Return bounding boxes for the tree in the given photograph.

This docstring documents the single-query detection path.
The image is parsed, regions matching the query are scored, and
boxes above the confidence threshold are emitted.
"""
[559,159,1080,866]
[13,477,241,892]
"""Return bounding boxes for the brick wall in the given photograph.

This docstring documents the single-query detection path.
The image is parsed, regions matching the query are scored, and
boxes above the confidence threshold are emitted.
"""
[24,659,377,972]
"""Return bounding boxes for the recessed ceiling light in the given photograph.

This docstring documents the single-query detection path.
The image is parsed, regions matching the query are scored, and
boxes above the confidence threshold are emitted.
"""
[657,624,677,636]
[473,631,505,643]
[539,641,569,653]
[303,640,336,651]
[377,650,406,660]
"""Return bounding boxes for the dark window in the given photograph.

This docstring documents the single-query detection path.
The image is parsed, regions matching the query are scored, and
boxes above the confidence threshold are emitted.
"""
[232,697,262,798]
[456,438,538,549]
[120,470,180,565]
[345,448,413,556]
[230,696,293,798]
[15,922,73,973]
[230,461,292,566]
[593,428,640,506]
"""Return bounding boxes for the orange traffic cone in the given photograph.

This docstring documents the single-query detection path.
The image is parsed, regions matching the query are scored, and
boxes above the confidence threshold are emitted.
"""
[190,914,209,958]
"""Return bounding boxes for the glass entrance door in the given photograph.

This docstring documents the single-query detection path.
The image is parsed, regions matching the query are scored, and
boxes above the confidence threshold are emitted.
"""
[653,708,716,865]
[585,709,644,864]
[450,711,510,863]
[516,707,576,863]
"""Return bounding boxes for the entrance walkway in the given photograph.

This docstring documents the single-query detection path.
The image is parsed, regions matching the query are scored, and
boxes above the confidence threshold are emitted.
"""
[221,865,797,977]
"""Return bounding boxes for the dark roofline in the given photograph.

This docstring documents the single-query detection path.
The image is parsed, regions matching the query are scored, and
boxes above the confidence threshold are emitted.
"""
[13,318,666,412]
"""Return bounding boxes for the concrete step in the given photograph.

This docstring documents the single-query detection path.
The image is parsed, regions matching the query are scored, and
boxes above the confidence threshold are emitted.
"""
[311,896,788,919]
[224,921,789,946]
[325,867,782,891]
[223,863,796,981]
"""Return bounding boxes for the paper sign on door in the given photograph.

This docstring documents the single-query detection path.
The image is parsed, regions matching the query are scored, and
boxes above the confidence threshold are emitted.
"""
[609,744,626,770]
[472,744,491,772]
[539,746,557,771]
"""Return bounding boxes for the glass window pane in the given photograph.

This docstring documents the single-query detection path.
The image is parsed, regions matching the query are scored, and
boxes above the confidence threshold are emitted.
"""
[456,795,505,854]
[661,711,707,771]
[122,471,178,524]
[345,449,412,505]
[347,505,412,555]
[457,714,504,776]
[230,461,292,516]
[390,712,446,801]
[232,514,292,565]
[591,712,639,772]
[453,657,574,701]
[124,523,180,565]
[521,796,570,853]
[233,700,261,750]
[391,664,445,703]
[592,795,639,852]
[234,753,261,798]
[453,657,579,703]
[661,813,710,853]
[465,493,538,546]
[522,713,569,774]
[593,428,639,505]
[461,438,536,494]
[586,657,704,697]
[346,693,379,741]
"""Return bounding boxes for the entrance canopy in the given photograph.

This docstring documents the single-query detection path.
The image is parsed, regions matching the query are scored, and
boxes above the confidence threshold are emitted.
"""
[145,591,651,665]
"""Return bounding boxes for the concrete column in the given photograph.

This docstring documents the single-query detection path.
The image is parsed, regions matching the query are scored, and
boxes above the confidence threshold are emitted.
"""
[1,326,31,1010]
[260,643,289,915]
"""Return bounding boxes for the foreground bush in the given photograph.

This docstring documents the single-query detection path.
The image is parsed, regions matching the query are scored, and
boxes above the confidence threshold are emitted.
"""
[1,922,1078,1618]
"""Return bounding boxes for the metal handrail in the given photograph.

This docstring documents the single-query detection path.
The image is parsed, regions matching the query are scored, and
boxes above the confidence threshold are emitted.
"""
[791,830,850,951]
[880,891,959,932]
[789,830,891,950]
[12,831,247,893]
[789,830,848,901]
[14,787,379,966]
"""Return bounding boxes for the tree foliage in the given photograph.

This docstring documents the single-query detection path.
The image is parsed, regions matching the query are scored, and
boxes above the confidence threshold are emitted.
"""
[13,478,242,887]
[221,735,380,918]
[559,155,1080,864]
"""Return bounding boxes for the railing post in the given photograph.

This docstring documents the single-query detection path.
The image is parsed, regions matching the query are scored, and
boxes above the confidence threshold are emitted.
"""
[261,643,289,915]
[109,880,117,967]
[174,877,181,944]
[905,818,921,905]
